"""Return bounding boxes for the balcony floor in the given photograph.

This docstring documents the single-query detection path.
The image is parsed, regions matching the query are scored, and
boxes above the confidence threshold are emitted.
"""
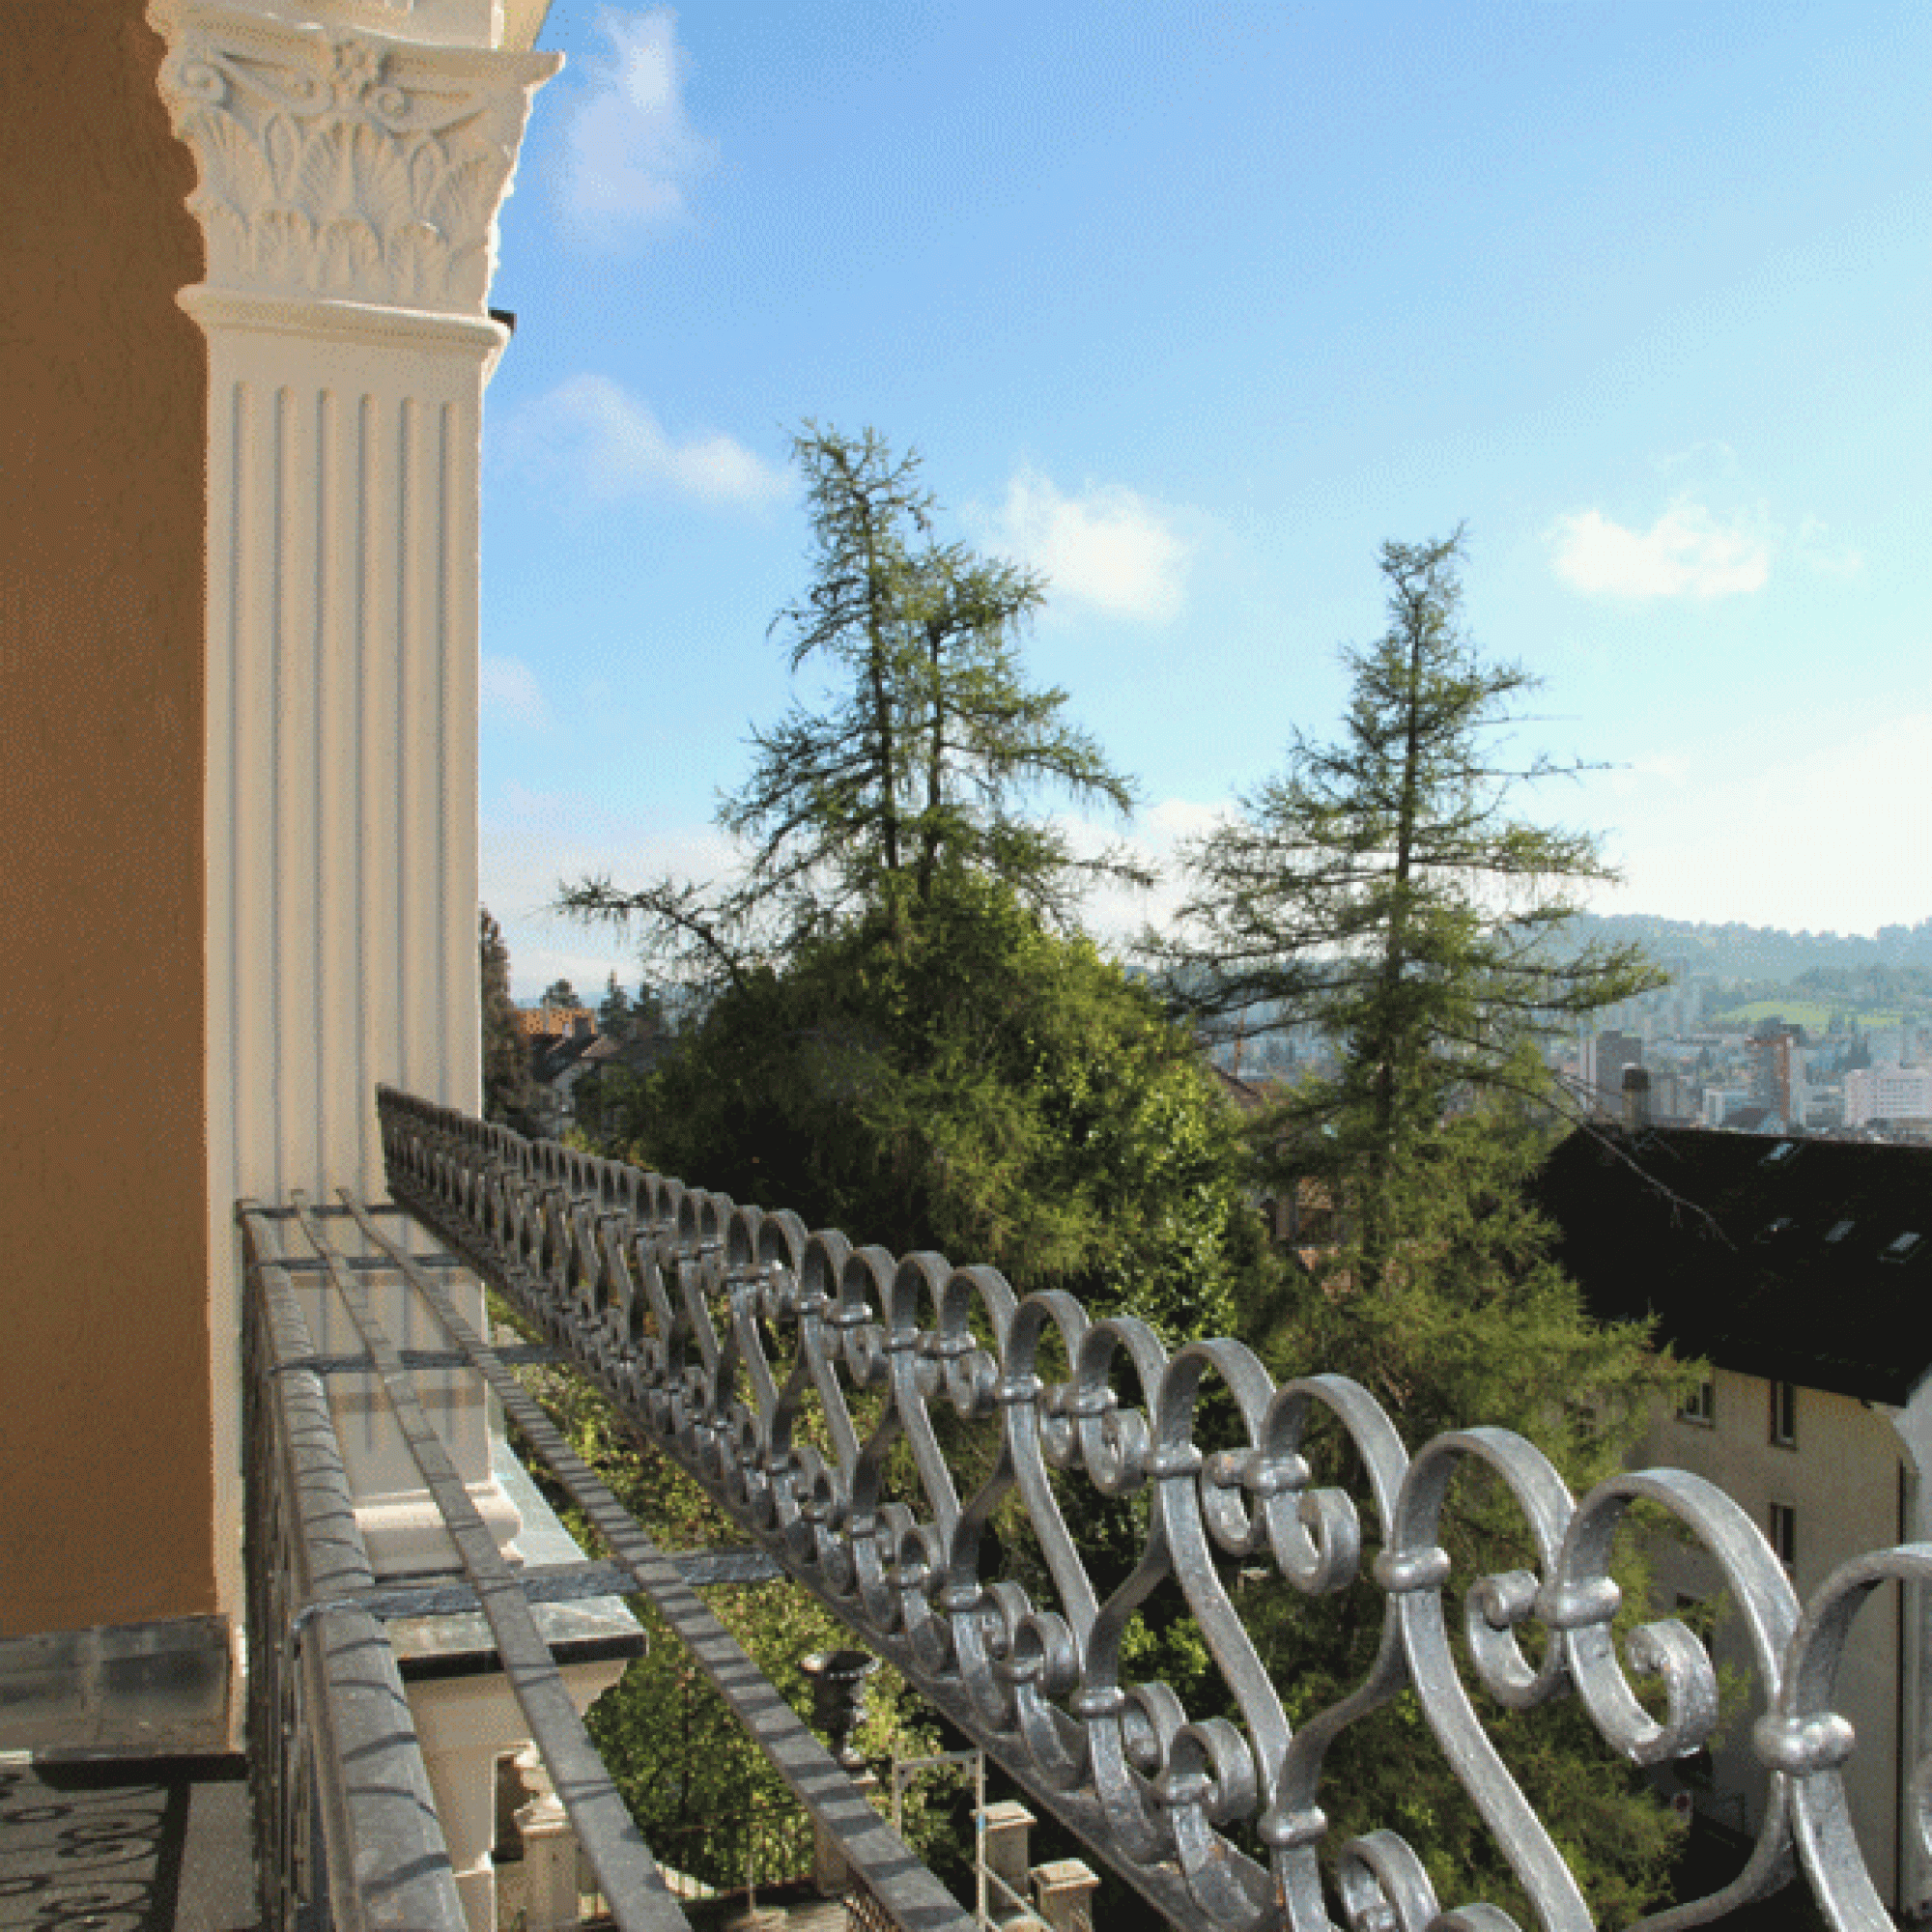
[0,1751,257,1932]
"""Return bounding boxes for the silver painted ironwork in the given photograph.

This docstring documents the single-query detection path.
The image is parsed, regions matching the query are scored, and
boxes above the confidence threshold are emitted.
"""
[279,1191,692,1932]
[334,1191,978,1932]
[242,1192,971,1932]
[379,1084,1932,1932]
[241,1203,470,1932]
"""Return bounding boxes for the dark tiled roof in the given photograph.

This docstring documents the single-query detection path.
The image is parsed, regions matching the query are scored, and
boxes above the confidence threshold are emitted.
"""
[534,1032,595,1083]
[1535,1125,1932,1406]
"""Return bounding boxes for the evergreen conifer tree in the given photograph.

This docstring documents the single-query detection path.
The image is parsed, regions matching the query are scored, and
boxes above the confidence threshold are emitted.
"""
[1153,532,1690,1922]
[598,971,632,1040]
[560,425,1143,977]
[479,907,537,1126]
[1151,528,1660,1266]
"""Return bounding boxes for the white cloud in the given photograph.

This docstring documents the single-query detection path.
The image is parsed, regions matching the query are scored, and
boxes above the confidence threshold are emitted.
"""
[1144,796,1231,842]
[503,375,787,506]
[1041,794,1237,948]
[557,8,716,243]
[480,784,740,999]
[1584,707,1932,935]
[479,653,550,728]
[485,783,737,904]
[990,468,1193,624]
[1548,499,1770,600]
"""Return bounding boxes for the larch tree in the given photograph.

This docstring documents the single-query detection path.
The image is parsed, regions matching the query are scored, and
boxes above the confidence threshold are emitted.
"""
[1150,527,1660,1260]
[555,425,1258,1339]
[560,424,1142,978]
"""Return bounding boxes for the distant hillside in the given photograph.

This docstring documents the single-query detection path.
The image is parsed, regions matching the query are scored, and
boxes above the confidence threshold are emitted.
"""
[1568,913,1932,984]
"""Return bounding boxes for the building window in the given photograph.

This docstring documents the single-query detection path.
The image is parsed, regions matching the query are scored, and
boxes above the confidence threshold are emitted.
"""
[1679,1378,1716,1427]
[1770,1503,1797,1572]
[1770,1380,1797,1449]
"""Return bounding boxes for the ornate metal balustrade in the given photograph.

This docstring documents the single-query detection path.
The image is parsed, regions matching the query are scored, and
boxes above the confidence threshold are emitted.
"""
[242,1202,472,1932]
[239,1192,974,1932]
[378,1085,1932,1932]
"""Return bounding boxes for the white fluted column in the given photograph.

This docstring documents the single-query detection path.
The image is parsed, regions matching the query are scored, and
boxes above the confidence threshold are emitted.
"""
[149,0,560,1591]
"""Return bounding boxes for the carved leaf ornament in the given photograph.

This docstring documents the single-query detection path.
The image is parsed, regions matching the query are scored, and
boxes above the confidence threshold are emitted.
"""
[378,1087,1932,1932]
[156,14,533,310]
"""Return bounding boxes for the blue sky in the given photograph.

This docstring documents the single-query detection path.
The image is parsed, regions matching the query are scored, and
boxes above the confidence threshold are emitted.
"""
[479,0,1932,1002]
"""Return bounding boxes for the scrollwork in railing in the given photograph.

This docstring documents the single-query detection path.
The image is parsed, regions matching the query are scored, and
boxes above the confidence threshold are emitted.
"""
[379,1086,1925,1932]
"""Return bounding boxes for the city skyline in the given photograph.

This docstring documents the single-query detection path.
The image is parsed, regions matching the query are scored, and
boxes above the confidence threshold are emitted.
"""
[477,2,1932,997]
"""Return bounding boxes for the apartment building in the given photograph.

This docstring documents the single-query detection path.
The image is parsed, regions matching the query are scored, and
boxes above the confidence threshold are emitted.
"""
[1539,1125,1932,1909]
[1846,1065,1932,1131]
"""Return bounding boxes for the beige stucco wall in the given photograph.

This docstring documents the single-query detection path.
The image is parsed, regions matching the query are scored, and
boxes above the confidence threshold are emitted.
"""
[0,2,214,1634]
[1647,1373,1903,1902]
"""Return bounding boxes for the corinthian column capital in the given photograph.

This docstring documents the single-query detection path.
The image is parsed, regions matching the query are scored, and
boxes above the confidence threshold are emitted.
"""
[147,0,559,317]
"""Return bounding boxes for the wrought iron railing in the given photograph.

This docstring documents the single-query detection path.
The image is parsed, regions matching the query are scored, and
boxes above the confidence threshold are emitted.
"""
[378,1085,1932,1932]
[239,1193,974,1932]
[242,1202,471,1932]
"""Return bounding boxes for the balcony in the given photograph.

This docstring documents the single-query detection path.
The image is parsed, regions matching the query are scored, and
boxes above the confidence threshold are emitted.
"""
[17,1087,1923,1932]
[14,12,1925,1932]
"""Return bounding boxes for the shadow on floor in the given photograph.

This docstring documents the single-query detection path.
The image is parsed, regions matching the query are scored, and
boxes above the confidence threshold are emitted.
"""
[0,1754,257,1932]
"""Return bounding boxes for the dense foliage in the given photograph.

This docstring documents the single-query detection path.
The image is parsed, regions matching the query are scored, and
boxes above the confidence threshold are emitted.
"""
[549,431,1270,1903]
[599,869,1250,1341]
